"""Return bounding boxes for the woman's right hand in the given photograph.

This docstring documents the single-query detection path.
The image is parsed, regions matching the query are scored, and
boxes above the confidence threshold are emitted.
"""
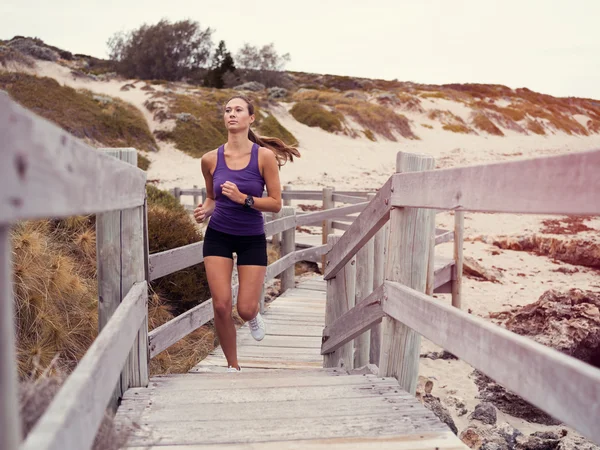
[193,204,207,223]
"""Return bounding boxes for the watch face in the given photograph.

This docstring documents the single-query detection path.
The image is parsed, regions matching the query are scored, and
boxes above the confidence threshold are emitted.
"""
[245,195,254,207]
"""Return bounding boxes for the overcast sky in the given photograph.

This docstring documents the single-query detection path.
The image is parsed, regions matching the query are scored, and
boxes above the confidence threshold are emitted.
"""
[2,0,598,99]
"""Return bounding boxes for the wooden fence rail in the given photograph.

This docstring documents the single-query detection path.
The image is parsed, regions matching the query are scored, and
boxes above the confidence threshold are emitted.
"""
[320,149,600,445]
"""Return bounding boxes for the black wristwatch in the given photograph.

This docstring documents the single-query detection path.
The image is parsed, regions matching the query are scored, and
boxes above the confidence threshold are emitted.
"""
[243,194,254,209]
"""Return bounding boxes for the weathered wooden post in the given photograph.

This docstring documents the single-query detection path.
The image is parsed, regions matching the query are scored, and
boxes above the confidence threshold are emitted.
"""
[97,149,149,409]
[379,152,435,394]
[324,235,356,370]
[280,206,296,293]
[322,187,335,270]
[354,193,376,368]
[0,226,22,450]
[452,211,464,309]
[173,187,182,204]
[370,223,388,366]
[192,185,199,207]
[274,184,292,249]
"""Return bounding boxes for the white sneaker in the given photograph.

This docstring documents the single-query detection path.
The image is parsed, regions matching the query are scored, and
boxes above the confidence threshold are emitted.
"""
[227,366,241,373]
[248,313,266,341]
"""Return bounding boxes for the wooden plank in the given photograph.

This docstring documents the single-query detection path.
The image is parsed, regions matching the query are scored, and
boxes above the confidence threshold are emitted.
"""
[131,373,399,390]
[383,280,600,445]
[148,242,203,281]
[237,335,322,348]
[148,284,239,358]
[322,187,335,270]
[379,152,434,395]
[452,212,464,308]
[199,356,323,370]
[322,284,385,355]
[21,282,148,450]
[118,381,401,404]
[390,148,600,215]
[353,193,375,368]
[264,323,324,336]
[294,243,328,262]
[263,214,296,237]
[123,432,466,449]
[280,207,296,292]
[370,223,387,366]
[0,96,146,224]
[332,193,367,204]
[0,226,22,450]
[119,149,148,390]
[296,202,368,226]
[323,178,392,280]
[435,230,454,245]
[332,220,351,231]
[265,252,295,281]
[324,236,355,370]
[121,411,446,446]
[434,257,454,290]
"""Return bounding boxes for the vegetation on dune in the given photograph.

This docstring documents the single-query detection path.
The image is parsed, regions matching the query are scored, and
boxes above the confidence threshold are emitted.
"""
[257,114,298,145]
[0,72,156,166]
[428,109,475,134]
[471,113,504,136]
[13,185,213,380]
[291,90,418,140]
[290,100,344,133]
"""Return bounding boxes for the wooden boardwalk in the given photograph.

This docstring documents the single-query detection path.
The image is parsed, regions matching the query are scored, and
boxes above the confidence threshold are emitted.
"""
[115,277,466,449]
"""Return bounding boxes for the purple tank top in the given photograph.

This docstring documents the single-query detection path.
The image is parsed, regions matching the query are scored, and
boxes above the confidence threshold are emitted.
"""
[208,143,265,235]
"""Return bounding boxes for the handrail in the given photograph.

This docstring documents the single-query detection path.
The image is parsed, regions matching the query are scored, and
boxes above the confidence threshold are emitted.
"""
[390,148,600,215]
[323,177,393,280]
[0,95,146,225]
[382,280,600,444]
[21,282,148,450]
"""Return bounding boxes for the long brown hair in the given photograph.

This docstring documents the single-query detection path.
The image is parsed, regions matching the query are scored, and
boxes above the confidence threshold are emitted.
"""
[226,95,300,167]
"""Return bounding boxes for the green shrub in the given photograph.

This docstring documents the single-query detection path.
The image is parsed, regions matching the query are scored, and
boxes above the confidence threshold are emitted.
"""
[146,185,210,316]
[290,100,343,133]
[137,153,151,171]
[0,72,157,152]
[257,114,298,145]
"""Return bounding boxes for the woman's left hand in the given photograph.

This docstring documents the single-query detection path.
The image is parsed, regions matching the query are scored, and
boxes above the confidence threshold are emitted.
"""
[221,181,245,204]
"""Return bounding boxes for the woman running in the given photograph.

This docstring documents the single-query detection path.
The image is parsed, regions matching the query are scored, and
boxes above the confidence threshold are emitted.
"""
[193,95,299,372]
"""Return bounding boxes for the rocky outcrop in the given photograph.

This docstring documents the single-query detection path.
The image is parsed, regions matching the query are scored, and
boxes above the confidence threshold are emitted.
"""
[490,289,600,367]
[464,256,504,283]
[478,234,600,269]
[233,81,265,92]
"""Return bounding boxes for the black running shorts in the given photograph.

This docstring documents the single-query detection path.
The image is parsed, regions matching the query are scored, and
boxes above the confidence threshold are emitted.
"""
[202,226,268,266]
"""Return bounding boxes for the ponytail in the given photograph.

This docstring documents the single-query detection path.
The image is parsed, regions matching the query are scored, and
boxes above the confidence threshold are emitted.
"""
[248,128,300,168]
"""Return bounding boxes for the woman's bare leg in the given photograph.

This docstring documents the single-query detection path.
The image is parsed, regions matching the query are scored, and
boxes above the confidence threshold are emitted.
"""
[236,265,267,322]
[204,256,238,369]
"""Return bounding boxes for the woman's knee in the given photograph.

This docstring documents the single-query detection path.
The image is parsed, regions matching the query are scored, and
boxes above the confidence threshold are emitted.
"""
[237,301,258,322]
[213,298,232,320]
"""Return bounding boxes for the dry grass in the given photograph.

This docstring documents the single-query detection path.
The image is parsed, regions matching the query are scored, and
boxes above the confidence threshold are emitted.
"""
[290,100,344,133]
[0,45,36,68]
[471,113,504,136]
[19,367,130,448]
[256,113,298,146]
[429,109,475,134]
[0,72,157,152]
[421,123,433,129]
[526,118,546,135]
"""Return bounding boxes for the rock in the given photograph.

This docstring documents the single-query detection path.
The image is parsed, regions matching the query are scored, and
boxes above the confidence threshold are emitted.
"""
[464,256,503,283]
[515,434,560,450]
[491,289,600,366]
[415,377,457,435]
[487,234,600,269]
[8,38,59,61]
[120,83,136,91]
[469,402,498,425]
[422,350,458,360]
[376,92,398,104]
[446,395,466,409]
[267,87,287,99]
[343,90,367,100]
[460,425,485,448]
[175,113,196,122]
[481,443,506,450]
[93,95,113,106]
[473,370,561,425]
[497,422,523,448]
[233,81,265,92]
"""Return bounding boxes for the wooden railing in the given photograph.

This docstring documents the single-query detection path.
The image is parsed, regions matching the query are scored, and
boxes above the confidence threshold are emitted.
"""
[321,149,600,445]
[1,95,149,450]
